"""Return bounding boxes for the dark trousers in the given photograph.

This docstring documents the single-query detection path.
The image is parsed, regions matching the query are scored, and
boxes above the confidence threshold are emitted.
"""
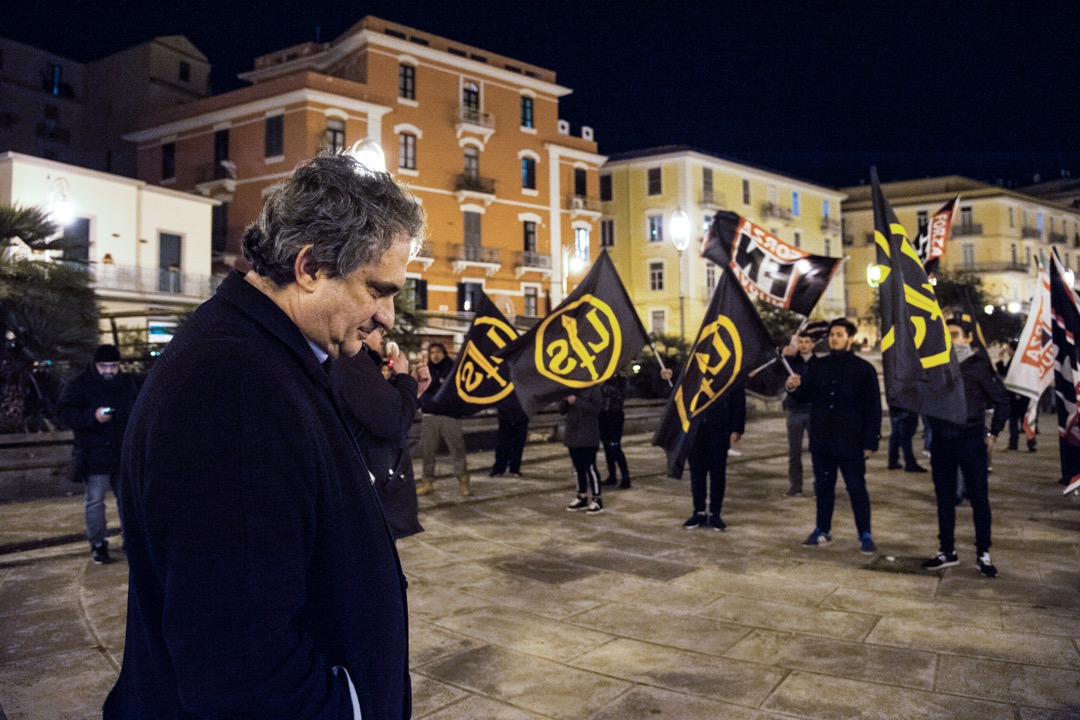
[811,452,871,536]
[688,435,731,516]
[568,445,601,498]
[786,409,810,491]
[931,429,992,555]
[598,409,629,482]
[492,416,529,474]
[888,410,919,468]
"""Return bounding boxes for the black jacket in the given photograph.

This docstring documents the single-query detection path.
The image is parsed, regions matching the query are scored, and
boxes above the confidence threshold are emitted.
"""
[691,386,746,450]
[419,355,454,414]
[57,367,139,475]
[560,385,603,448]
[790,350,881,459]
[931,348,1009,438]
[781,353,814,412]
[105,272,410,720]
[332,347,423,540]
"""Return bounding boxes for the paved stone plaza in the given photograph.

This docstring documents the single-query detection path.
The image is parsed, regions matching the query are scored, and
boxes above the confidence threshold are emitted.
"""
[1,416,1079,718]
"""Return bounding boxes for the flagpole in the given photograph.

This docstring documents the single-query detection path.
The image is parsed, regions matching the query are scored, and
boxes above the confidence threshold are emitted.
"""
[649,341,674,388]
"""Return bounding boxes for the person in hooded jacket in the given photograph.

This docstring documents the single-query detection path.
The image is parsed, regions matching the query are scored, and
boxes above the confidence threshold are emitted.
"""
[417,342,470,496]
[561,384,605,514]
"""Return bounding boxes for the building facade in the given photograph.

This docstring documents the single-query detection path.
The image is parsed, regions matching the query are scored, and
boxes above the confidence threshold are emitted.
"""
[0,152,217,345]
[600,146,847,340]
[124,16,604,344]
[0,35,210,178]
[842,176,1080,341]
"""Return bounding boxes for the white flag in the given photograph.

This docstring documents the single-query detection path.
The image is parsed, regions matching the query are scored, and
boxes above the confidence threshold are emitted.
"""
[1005,252,1053,400]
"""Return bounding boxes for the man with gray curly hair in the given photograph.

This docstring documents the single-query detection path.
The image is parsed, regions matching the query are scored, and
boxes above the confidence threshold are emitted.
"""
[105,152,424,719]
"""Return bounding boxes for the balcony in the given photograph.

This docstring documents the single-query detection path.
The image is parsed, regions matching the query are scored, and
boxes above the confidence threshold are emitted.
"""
[87,263,219,302]
[454,106,495,144]
[700,189,724,208]
[958,261,1030,274]
[1021,226,1042,239]
[1049,231,1067,244]
[409,240,434,271]
[565,194,601,218]
[760,202,793,222]
[820,217,841,233]
[952,223,983,237]
[194,161,237,201]
[515,250,552,278]
[451,244,501,276]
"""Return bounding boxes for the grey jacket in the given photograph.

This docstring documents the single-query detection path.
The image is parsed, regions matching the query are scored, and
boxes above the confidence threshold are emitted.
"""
[560,385,603,448]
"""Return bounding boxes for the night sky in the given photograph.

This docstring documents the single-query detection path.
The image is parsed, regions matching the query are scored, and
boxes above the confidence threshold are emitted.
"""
[6,0,1080,188]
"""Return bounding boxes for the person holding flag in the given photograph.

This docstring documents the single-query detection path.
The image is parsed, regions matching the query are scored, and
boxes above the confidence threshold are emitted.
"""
[417,342,470,496]
[785,319,882,554]
[922,317,1008,577]
[562,385,605,515]
[780,330,818,496]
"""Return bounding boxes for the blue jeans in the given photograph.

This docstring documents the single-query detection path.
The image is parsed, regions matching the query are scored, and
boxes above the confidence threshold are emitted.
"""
[85,473,115,548]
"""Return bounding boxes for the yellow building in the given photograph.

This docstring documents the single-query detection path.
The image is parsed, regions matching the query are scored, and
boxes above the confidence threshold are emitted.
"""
[125,16,604,345]
[600,146,847,339]
[841,176,1080,341]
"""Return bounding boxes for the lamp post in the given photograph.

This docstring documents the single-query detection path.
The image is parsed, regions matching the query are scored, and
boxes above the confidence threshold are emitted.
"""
[347,138,386,173]
[670,208,691,338]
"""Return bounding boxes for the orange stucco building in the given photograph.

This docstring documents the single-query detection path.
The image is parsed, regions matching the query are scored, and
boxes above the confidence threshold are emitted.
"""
[125,16,605,342]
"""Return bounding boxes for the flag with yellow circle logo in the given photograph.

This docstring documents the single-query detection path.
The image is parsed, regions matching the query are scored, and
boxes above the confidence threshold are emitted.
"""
[872,168,966,425]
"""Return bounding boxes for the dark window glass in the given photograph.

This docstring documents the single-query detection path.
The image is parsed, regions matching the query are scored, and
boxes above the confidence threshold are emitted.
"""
[523,221,537,252]
[61,217,90,263]
[520,96,534,128]
[179,61,191,82]
[398,64,415,99]
[158,233,182,293]
[521,157,536,190]
[457,281,483,312]
[406,277,427,310]
[161,142,175,180]
[265,115,284,157]
[464,211,482,247]
[399,133,416,170]
[211,203,228,254]
[647,167,661,195]
[600,175,612,201]
[462,82,480,110]
[574,168,588,197]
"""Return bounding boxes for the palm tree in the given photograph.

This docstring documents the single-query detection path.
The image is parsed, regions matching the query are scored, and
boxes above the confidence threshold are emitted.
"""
[0,204,99,431]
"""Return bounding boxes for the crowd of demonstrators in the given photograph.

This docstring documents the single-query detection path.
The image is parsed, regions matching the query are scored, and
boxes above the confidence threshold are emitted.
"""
[923,318,1009,577]
[780,332,815,496]
[417,342,471,496]
[599,373,631,489]
[104,152,422,719]
[562,385,605,514]
[785,318,882,555]
[57,344,139,565]
[490,393,528,477]
[331,328,430,540]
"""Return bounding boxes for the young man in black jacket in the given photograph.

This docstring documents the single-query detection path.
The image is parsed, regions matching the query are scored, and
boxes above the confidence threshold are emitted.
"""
[682,385,745,530]
[785,318,882,554]
[923,317,1009,577]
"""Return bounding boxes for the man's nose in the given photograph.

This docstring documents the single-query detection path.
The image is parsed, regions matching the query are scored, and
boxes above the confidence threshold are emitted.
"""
[372,298,396,332]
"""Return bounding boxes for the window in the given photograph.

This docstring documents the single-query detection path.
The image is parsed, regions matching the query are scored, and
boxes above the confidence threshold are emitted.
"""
[398,132,417,170]
[651,310,666,335]
[649,261,664,291]
[703,168,713,198]
[61,217,90,263]
[916,210,929,234]
[574,168,587,197]
[158,233,182,293]
[325,119,346,153]
[462,81,480,110]
[1026,246,1032,265]
[212,203,228,253]
[1037,211,1044,232]
[405,278,427,310]
[647,167,662,195]
[600,174,612,201]
[464,210,481,247]
[793,231,801,248]
[179,61,191,82]
[600,219,614,248]
[648,215,663,243]
[1011,243,1018,264]
[265,114,284,158]
[574,227,589,261]
[213,129,229,172]
[742,179,750,205]
[521,157,536,189]
[960,206,974,227]
[705,261,716,293]
[457,281,483,312]
[464,147,479,179]
[962,243,975,267]
[524,286,538,317]
[398,64,415,100]
[520,96,534,128]
[792,191,801,217]
[1009,207,1015,227]
[823,199,831,219]
[824,239,831,256]
[523,221,537,252]
[161,142,175,180]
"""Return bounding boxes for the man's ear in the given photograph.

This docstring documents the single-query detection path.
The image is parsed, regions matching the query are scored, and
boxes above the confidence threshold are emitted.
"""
[293,245,321,293]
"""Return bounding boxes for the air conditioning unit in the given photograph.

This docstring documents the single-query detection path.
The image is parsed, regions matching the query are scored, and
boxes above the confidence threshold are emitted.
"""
[571,197,585,209]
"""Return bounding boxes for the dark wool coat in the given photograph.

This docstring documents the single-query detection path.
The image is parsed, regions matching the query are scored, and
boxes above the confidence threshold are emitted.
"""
[331,347,423,540]
[790,350,882,460]
[931,348,1010,439]
[104,272,410,720]
[418,355,454,414]
[57,367,139,476]
[560,385,603,448]
[691,386,747,446]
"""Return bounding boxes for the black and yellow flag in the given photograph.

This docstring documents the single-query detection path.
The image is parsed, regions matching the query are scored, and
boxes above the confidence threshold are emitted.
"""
[496,251,648,416]
[653,263,772,463]
[428,291,519,418]
[872,168,966,424]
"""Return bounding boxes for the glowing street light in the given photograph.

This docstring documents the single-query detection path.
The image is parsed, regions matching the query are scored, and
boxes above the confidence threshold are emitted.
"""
[670,208,691,338]
[347,138,386,173]
[984,304,995,315]
[46,176,74,226]
[1007,301,1021,314]
[866,263,883,288]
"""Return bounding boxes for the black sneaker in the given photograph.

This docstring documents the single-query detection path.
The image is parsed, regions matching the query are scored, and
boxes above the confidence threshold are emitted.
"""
[91,543,112,565]
[682,513,706,528]
[601,476,617,486]
[785,487,803,497]
[976,552,998,578]
[618,479,631,490]
[921,551,959,570]
[708,514,726,531]
[803,528,831,547]
[904,464,928,473]
[586,498,604,514]
[567,495,589,511]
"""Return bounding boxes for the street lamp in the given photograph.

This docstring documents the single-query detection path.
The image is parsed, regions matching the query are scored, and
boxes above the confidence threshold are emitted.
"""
[670,208,691,338]
[347,138,386,173]
[46,175,74,226]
